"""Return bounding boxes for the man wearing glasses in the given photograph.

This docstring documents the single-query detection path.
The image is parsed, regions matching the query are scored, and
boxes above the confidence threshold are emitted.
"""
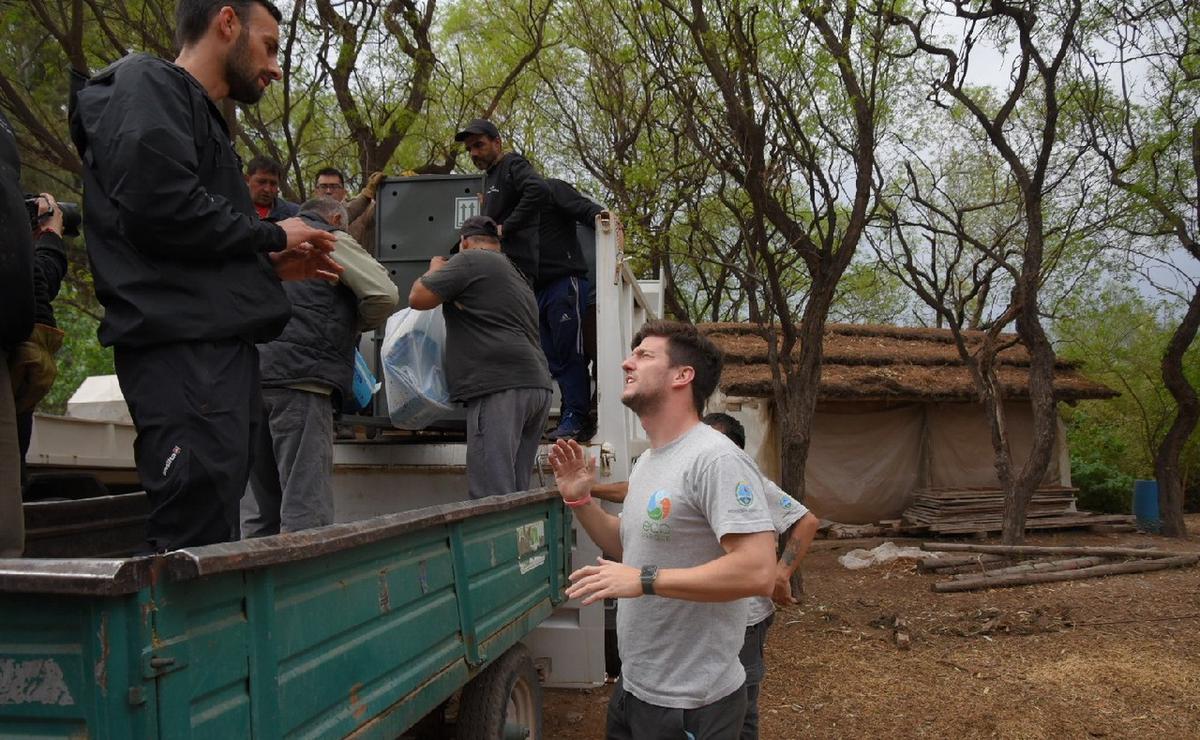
[314,168,348,200]
[314,167,382,247]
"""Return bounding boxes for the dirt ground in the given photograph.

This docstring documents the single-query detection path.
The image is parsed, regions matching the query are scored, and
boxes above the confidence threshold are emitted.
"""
[542,515,1200,739]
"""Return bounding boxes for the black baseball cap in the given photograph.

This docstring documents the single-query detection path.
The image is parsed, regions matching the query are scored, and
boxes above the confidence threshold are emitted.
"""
[459,215,499,239]
[454,118,500,142]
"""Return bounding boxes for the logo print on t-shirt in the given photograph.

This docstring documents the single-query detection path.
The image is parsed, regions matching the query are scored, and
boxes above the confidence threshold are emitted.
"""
[780,494,796,509]
[735,482,754,507]
[646,490,672,521]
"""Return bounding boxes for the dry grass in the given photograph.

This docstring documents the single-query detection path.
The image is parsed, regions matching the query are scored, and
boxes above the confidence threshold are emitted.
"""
[544,515,1200,739]
[718,362,1114,403]
[697,322,1114,403]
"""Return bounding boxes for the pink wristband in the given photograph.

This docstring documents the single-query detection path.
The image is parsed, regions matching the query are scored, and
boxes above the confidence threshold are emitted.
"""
[565,494,593,509]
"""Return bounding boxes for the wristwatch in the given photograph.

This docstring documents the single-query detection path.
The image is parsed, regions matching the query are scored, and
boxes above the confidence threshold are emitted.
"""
[640,565,659,596]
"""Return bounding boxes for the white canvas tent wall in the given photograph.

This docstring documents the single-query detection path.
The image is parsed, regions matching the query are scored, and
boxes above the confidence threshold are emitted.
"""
[702,322,1114,525]
[714,395,1071,524]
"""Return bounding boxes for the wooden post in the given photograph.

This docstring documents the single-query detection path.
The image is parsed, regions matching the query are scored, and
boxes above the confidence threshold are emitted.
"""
[951,556,1108,580]
[932,555,1200,593]
[921,543,1188,559]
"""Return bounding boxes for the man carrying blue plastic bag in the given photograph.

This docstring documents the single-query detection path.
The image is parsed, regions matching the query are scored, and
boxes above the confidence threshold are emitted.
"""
[409,216,552,498]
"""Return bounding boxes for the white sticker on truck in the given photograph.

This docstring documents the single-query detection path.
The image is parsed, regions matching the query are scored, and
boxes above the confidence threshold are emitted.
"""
[516,520,547,574]
[0,658,76,706]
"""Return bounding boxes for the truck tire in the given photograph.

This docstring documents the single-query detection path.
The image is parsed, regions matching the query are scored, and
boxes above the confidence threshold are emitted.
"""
[455,643,542,740]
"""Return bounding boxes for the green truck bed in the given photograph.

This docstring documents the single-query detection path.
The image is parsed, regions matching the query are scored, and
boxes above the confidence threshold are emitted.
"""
[0,489,569,739]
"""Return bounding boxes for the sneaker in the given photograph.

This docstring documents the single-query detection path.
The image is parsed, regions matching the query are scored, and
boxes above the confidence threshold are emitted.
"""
[549,410,586,441]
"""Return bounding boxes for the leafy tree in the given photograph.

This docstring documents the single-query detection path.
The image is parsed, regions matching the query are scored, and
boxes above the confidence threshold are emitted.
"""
[885,0,1094,544]
[1057,285,1200,511]
[623,0,910,500]
[1078,0,1199,536]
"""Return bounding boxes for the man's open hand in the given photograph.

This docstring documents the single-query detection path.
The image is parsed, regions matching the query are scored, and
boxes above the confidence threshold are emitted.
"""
[268,243,343,282]
[566,557,641,605]
[548,439,596,503]
[277,217,338,252]
[271,218,341,282]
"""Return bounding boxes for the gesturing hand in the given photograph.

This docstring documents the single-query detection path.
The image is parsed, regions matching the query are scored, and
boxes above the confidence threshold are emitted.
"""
[269,244,343,282]
[276,217,338,252]
[566,557,641,605]
[548,439,595,503]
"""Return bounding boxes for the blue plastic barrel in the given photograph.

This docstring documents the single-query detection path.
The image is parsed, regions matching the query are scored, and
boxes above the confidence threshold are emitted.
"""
[1133,479,1160,533]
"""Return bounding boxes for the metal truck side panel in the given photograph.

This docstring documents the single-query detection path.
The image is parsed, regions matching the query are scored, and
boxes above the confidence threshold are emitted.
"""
[0,492,569,739]
[0,591,154,739]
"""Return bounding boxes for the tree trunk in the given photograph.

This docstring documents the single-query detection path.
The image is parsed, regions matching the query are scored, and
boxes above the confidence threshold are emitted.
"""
[1001,206,1060,545]
[1154,282,1200,537]
[777,276,837,501]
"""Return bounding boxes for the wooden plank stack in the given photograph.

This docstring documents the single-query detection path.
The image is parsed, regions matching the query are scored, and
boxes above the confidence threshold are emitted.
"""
[901,486,1133,535]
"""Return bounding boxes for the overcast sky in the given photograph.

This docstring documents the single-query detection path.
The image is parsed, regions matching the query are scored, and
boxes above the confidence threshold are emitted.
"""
[942,19,1199,306]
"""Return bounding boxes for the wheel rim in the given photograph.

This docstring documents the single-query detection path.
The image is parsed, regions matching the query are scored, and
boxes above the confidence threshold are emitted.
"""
[502,673,537,740]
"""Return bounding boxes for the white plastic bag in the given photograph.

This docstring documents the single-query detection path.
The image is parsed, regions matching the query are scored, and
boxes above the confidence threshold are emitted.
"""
[837,542,933,570]
[380,306,455,430]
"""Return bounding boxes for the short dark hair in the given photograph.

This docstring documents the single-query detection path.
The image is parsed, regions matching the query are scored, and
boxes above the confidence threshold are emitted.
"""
[703,412,745,450]
[631,320,723,416]
[460,215,499,240]
[176,0,283,48]
[298,196,348,225]
[315,167,345,185]
[246,155,284,178]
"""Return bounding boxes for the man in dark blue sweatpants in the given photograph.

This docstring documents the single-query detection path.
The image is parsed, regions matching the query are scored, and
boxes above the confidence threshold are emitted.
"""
[537,178,603,441]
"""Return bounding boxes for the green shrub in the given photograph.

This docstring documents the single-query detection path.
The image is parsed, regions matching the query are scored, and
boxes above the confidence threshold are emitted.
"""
[1071,457,1134,514]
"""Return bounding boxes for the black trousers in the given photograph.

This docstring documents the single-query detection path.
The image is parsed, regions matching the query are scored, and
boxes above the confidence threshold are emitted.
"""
[607,678,747,740]
[115,339,261,552]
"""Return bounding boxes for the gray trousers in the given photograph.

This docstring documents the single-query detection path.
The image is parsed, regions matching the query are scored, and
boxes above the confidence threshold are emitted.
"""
[242,387,335,536]
[738,614,773,740]
[0,353,23,557]
[465,387,551,499]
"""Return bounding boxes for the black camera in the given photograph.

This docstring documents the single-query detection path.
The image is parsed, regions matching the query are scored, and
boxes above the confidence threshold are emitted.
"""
[25,194,81,238]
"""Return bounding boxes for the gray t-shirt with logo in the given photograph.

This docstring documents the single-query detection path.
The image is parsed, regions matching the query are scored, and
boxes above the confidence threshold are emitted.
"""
[617,423,775,709]
[418,249,551,401]
[746,480,811,627]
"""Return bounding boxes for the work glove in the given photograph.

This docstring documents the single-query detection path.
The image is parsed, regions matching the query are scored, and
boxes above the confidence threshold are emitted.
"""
[8,323,65,414]
[360,171,387,200]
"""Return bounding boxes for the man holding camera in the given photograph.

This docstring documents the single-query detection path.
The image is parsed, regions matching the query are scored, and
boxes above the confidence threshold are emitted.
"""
[70,0,340,552]
[12,193,68,491]
[1,109,35,556]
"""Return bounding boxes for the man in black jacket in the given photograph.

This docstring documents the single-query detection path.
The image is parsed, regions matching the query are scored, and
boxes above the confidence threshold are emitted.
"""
[70,0,340,552]
[537,179,604,441]
[454,119,547,284]
[1,109,35,557]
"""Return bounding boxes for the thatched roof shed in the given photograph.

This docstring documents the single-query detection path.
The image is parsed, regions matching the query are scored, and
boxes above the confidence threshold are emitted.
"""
[695,322,1116,524]
[700,322,1117,404]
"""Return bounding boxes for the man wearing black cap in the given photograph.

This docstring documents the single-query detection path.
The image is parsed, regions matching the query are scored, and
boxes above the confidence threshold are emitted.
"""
[454,119,547,284]
[408,215,552,498]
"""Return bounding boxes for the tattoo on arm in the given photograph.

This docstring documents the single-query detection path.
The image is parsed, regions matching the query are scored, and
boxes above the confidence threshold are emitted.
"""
[781,543,799,567]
